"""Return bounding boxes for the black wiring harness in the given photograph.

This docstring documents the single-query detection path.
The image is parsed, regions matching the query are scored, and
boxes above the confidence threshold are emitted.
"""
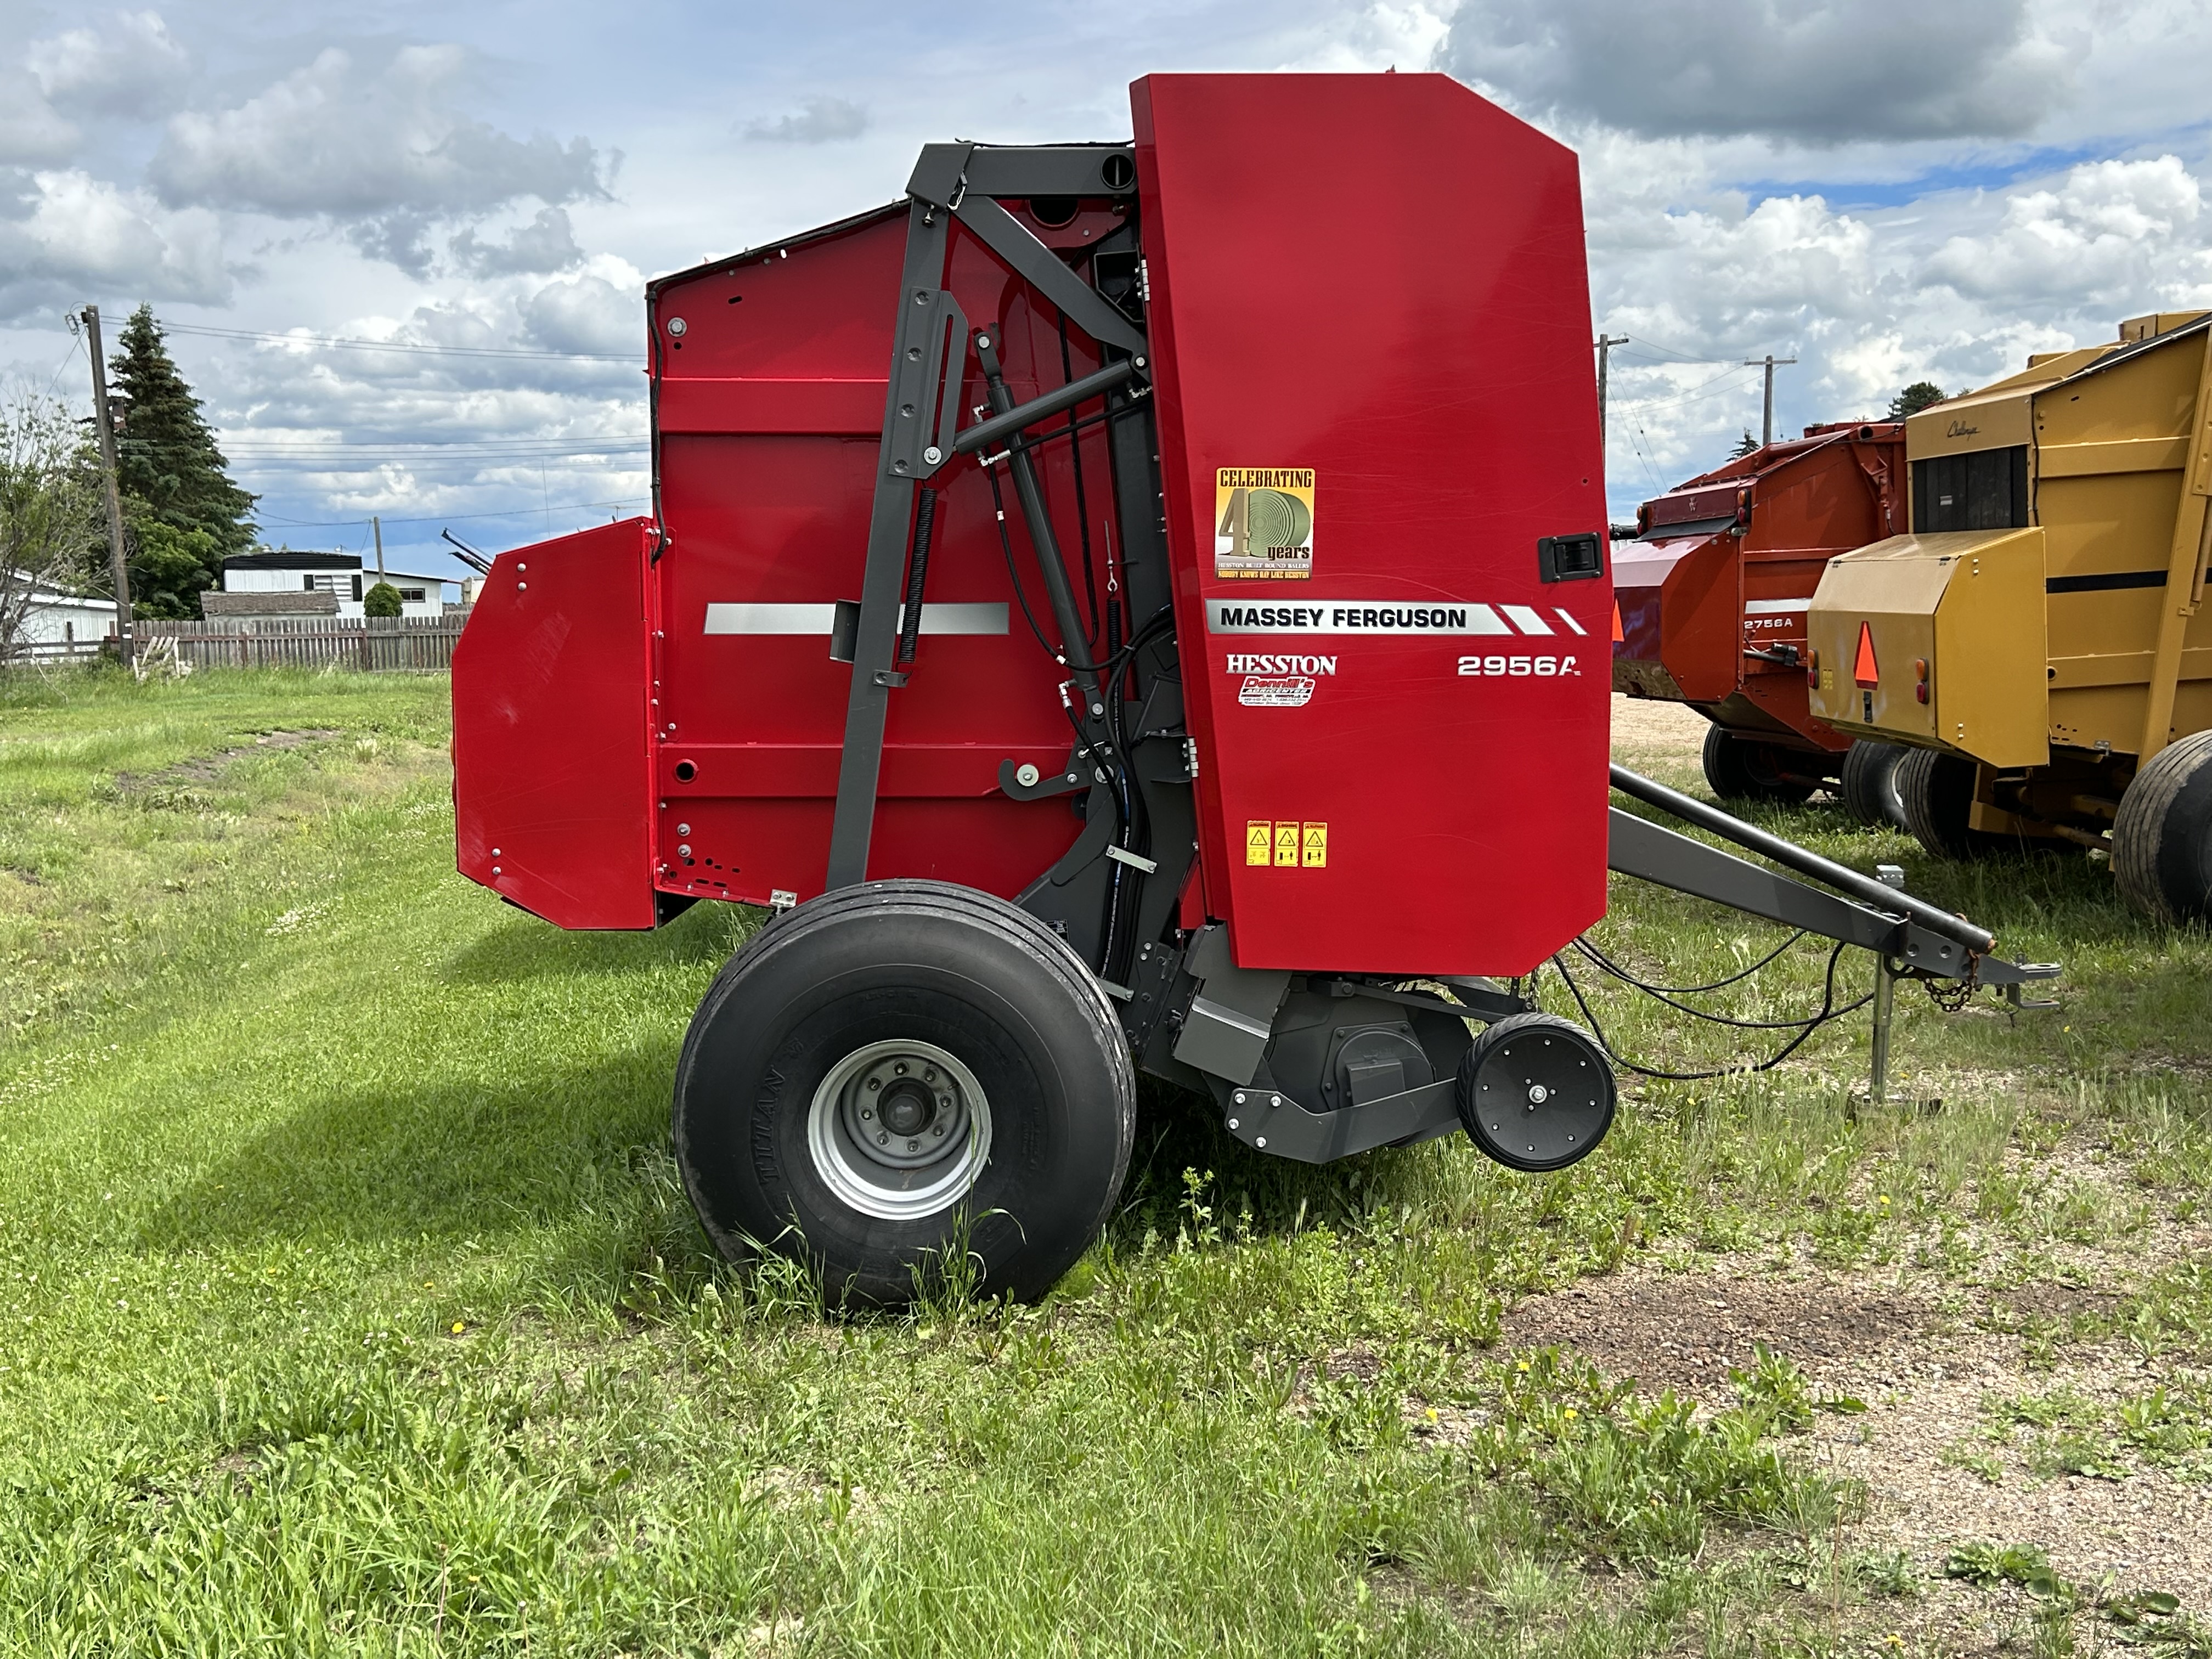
[1536,933,1874,1082]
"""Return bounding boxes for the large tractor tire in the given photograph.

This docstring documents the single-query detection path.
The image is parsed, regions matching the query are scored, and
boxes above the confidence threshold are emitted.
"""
[673,879,1135,1306]
[1701,726,1817,806]
[2113,731,2212,922]
[1840,740,1910,830]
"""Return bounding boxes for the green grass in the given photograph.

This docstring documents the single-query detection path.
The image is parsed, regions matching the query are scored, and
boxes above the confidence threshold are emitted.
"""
[5,667,2212,1654]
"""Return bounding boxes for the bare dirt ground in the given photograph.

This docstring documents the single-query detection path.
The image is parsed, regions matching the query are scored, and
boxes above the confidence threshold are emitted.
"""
[1571,693,2212,1645]
[1609,693,1707,768]
[1502,1240,2212,1647]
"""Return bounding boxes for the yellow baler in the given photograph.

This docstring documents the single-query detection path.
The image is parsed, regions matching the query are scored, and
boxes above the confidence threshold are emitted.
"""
[1807,312,2212,918]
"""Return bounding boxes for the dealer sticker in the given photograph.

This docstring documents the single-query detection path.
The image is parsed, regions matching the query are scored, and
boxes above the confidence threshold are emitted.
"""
[1215,467,1314,580]
[1227,650,1334,708]
[1238,676,1314,707]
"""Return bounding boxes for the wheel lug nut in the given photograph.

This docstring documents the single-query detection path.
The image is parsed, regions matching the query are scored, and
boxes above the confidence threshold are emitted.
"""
[894,1063,907,1075]
[933,1124,945,1136]
[861,1108,873,1120]
[924,1068,936,1082]
[907,1139,919,1152]
[877,1132,888,1145]
[867,1078,880,1091]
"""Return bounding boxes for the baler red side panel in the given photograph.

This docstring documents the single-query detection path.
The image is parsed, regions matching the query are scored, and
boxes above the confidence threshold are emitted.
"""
[644,207,1114,906]
[1133,73,1610,976]
[453,519,656,928]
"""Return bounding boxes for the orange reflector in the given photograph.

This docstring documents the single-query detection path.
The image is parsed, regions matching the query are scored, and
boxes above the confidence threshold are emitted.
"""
[1611,602,1624,643]
[1853,622,1878,688]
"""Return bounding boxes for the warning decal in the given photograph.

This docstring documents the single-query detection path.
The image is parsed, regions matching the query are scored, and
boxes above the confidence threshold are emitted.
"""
[1215,467,1314,580]
[1245,821,1329,870]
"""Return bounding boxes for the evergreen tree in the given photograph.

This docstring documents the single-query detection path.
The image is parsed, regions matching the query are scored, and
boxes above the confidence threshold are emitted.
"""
[362,581,404,618]
[107,304,257,617]
[1730,429,1760,459]
[1887,380,1949,420]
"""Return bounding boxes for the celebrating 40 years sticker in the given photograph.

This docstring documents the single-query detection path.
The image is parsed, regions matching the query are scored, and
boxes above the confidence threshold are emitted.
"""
[1215,467,1314,580]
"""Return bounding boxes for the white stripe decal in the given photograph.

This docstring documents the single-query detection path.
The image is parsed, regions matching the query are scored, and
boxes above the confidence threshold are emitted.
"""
[1554,608,1588,636]
[1500,604,1554,635]
[704,602,1008,635]
[1743,599,1810,615]
[1205,600,1514,635]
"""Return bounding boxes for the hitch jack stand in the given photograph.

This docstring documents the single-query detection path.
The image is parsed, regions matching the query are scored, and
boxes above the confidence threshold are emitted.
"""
[1869,954,1895,1105]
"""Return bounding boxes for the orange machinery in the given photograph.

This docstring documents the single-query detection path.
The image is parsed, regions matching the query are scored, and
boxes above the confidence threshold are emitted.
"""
[1613,422,1908,816]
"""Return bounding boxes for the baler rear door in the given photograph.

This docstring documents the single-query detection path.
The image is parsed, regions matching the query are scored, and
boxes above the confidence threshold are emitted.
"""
[1134,73,1611,976]
[453,518,658,928]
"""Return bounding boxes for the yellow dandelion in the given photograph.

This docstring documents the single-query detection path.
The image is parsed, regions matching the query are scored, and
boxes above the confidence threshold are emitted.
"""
[1563,1407,1578,1420]
[450,1321,466,1334]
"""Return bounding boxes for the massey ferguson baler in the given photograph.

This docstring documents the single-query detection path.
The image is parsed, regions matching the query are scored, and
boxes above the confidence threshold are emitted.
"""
[453,74,2056,1304]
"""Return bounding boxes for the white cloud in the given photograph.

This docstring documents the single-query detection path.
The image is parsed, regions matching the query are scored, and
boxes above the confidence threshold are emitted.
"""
[1920,156,2204,304]
[0,77,80,167]
[743,97,870,144]
[1443,0,2071,142]
[449,206,583,276]
[521,261,641,355]
[28,11,194,118]
[149,43,611,272]
[0,169,228,322]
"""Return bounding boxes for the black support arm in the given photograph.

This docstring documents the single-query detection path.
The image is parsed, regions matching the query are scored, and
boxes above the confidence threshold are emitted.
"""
[1610,764,1993,953]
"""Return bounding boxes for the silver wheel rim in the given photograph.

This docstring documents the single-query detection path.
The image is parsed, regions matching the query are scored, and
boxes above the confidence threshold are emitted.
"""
[806,1039,992,1222]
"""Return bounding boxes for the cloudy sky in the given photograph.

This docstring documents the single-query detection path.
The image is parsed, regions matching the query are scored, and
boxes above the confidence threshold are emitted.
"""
[2,0,2208,578]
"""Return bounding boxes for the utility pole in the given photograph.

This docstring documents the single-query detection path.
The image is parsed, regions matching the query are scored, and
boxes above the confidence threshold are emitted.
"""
[80,304,133,671]
[1742,353,1798,448]
[373,515,386,583]
[1595,334,1629,451]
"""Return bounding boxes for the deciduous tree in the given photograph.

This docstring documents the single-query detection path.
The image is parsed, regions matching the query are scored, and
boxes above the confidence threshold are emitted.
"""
[0,390,104,663]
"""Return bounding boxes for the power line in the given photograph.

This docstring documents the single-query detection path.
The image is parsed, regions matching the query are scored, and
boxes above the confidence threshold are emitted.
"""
[1609,363,1757,415]
[1613,332,1726,364]
[162,322,639,364]
[257,495,651,530]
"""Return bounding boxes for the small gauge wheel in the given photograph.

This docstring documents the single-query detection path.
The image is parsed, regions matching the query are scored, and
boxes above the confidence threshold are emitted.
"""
[1455,1012,1616,1172]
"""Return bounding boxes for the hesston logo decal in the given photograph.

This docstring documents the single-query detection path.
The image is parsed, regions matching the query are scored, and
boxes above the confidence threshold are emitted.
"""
[1226,653,1336,675]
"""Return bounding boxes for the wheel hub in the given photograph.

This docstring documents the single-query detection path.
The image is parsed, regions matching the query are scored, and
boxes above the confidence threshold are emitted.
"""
[808,1040,991,1221]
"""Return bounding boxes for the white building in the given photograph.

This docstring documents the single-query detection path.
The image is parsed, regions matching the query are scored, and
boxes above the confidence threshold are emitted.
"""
[3,572,118,658]
[219,551,455,619]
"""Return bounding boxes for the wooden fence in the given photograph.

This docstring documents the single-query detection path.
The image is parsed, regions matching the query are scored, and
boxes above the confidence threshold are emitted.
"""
[128,617,464,673]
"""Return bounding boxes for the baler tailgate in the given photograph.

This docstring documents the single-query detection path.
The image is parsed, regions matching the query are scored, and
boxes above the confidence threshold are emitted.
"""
[453,518,658,929]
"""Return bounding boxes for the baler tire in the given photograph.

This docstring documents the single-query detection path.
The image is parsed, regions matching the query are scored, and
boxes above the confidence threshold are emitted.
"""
[672,879,1135,1307]
[1894,747,2006,860]
[2113,731,2212,922]
[1701,726,1816,806]
[1455,1012,1615,1173]
[1840,741,1909,830]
